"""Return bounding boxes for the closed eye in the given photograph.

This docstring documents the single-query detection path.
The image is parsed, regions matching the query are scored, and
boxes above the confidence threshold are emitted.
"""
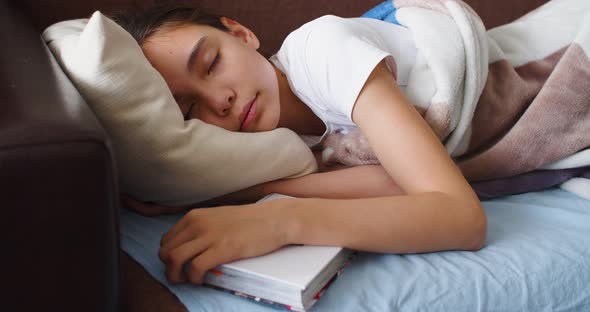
[208,52,220,75]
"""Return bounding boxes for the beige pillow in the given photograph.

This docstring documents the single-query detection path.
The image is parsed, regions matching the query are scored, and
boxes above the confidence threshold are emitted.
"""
[42,11,317,206]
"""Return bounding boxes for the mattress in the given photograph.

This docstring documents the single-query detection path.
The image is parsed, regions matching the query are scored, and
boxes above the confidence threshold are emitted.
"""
[120,187,590,311]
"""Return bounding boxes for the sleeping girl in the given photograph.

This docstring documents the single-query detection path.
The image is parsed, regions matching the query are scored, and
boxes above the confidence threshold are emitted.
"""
[113,4,488,285]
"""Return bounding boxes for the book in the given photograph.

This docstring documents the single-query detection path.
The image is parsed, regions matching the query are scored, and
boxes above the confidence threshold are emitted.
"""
[202,193,356,311]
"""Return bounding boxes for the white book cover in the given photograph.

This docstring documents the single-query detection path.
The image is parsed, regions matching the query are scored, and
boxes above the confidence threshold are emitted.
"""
[222,244,344,290]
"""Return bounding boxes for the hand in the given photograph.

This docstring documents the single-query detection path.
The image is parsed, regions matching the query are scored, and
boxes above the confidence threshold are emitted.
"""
[159,199,292,285]
[121,194,191,217]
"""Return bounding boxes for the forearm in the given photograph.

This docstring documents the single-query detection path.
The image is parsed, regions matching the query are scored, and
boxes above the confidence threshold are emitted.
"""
[195,181,275,206]
[200,165,404,206]
[280,192,486,254]
[269,165,405,199]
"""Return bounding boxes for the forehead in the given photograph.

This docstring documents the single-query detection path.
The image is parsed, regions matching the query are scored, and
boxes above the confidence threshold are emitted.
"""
[143,24,212,51]
[142,25,216,71]
[139,26,203,91]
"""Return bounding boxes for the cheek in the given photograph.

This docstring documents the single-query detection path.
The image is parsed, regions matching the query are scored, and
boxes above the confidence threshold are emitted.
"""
[234,51,273,82]
[223,49,279,100]
[196,108,223,128]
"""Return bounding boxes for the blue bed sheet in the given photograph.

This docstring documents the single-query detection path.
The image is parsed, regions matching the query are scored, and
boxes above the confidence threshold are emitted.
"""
[120,188,590,311]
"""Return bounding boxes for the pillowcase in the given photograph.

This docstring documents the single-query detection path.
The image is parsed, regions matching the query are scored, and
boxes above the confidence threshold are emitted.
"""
[42,11,317,206]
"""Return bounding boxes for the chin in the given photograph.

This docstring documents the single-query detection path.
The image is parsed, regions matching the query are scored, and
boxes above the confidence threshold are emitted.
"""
[255,124,275,132]
[267,116,281,131]
[255,120,278,132]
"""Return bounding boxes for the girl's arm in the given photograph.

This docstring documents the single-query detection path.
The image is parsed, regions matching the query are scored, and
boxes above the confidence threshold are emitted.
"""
[157,60,487,284]
[278,60,486,253]
[121,163,404,215]
[202,164,405,205]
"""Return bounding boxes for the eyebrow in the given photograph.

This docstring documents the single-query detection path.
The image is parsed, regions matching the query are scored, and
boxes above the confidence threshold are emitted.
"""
[187,36,208,72]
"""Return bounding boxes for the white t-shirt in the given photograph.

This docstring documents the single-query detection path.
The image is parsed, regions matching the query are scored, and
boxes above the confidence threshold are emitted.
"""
[269,15,417,147]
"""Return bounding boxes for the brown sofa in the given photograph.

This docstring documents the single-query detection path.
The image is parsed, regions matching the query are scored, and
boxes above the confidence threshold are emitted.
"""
[3,0,547,311]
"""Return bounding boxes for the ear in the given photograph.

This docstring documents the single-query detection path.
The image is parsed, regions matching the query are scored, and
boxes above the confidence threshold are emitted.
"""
[220,17,260,49]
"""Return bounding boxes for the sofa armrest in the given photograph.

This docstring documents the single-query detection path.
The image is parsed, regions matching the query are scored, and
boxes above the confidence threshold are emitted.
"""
[1,2,120,311]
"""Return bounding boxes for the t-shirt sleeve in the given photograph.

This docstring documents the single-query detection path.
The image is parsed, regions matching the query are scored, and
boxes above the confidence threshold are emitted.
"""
[289,15,395,122]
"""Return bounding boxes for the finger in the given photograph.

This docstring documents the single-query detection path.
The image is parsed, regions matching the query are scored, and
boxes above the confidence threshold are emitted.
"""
[121,196,162,216]
[120,194,132,204]
[120,194,141,211]
[162,238,210,284]
[161,209,201,246]
[186,246,227,285]
[122,194,191,217]
[159,225,201,262]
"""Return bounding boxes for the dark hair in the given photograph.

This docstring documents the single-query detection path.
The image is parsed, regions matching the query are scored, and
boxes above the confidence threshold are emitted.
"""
[110,4,230,46]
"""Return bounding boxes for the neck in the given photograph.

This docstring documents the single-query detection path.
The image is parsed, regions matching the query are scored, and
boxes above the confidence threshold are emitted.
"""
[273,65,325,136]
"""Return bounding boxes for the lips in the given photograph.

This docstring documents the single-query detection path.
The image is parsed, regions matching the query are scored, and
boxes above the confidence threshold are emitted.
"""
[239,94,257,131]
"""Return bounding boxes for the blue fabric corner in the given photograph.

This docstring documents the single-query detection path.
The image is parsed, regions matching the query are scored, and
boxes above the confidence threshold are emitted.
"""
[361,1,399,25]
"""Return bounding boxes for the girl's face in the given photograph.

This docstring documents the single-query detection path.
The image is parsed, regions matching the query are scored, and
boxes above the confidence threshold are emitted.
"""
[141,18,281,132]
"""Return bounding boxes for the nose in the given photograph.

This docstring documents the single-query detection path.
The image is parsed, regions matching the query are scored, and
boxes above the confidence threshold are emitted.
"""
[203,87,235,117]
